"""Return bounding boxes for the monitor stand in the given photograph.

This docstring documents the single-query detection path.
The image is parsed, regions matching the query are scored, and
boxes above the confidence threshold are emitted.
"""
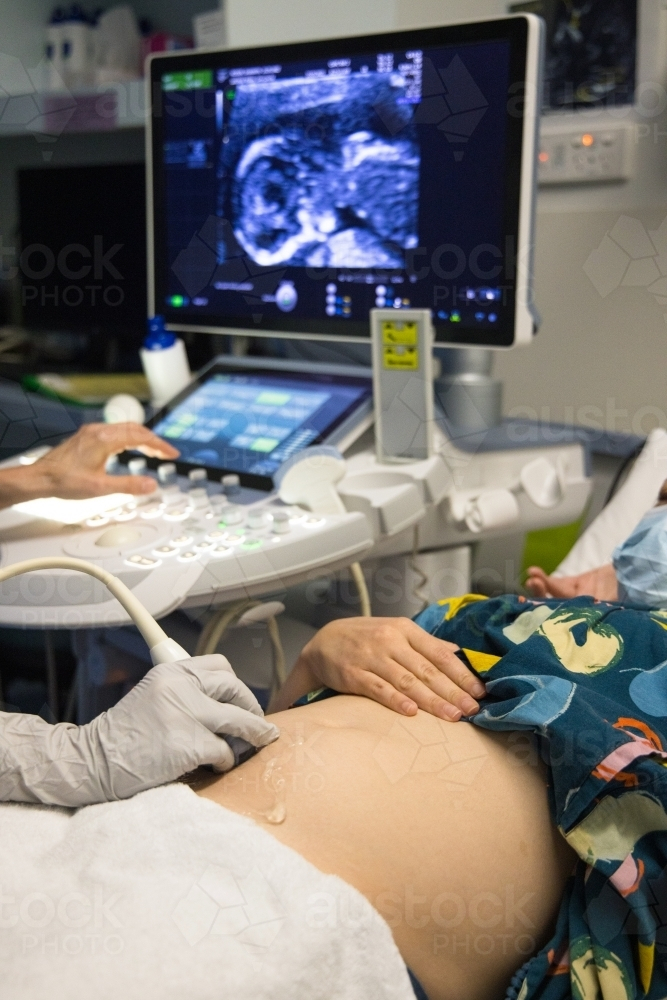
[434,347,503,434]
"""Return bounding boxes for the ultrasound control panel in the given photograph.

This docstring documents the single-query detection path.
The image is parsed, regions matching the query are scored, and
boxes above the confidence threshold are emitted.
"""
[0,462,373,629]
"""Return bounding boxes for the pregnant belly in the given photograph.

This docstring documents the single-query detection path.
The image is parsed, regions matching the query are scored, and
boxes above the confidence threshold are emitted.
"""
[197,696,575,1000]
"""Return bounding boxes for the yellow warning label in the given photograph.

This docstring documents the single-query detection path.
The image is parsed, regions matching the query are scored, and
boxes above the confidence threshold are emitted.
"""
[381,321,418,346]
[382,320,419,371]
[383,345,418,370]
[381,320,419,369]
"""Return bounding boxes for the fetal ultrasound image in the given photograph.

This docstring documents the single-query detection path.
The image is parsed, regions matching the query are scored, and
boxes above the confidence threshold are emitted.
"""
[218,73,420,270]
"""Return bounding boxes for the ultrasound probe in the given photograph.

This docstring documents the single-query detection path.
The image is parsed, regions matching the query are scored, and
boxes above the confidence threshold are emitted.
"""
[0,557,255,771]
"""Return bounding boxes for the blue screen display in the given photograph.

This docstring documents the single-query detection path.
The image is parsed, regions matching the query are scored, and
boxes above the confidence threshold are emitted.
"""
[152,26,517,343]
[152,371,370,477]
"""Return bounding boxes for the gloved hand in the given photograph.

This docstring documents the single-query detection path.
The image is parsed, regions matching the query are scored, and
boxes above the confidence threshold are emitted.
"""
[0,655,279,807]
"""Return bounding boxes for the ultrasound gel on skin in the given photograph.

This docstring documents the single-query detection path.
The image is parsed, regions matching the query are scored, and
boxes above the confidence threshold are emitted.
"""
[140,316,192,408]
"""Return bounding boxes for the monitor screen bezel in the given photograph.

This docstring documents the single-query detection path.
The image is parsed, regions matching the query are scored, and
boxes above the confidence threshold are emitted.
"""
[148,16,535,348]
[141,356,373,491]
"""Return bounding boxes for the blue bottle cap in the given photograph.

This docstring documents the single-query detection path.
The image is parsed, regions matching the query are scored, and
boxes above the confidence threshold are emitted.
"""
[144,315,176,350]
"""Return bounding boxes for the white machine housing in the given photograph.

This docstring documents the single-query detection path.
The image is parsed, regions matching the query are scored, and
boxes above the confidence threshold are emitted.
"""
[0,397,591,629]
[0,478,373,629]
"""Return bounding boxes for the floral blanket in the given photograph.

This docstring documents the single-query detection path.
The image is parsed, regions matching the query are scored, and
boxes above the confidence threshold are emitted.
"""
[414,594,667,1000]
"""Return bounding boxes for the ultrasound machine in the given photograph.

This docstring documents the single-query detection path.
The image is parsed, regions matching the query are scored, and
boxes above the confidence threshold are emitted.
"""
[0,15,592,680]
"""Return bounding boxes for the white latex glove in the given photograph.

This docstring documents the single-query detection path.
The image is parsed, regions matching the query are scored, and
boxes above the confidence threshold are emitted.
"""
[0,655,279,806]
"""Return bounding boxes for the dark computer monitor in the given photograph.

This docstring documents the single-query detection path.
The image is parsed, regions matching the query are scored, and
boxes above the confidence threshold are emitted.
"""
[19,163,147,347]
[148,15,543,348]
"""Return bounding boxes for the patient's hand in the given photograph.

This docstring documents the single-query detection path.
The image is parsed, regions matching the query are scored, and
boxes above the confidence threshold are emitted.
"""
[525,563,618,601]
[272,617,486,721]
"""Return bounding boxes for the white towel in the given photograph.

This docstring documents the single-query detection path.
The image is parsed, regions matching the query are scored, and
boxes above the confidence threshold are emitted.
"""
[0,784,415,1000]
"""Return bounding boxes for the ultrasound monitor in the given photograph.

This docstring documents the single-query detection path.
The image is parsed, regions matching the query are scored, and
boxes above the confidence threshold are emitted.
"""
[148,15,543,348]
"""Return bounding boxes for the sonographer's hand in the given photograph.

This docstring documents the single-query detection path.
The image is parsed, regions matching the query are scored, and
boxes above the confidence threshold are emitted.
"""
[6,423,179,504]
[0,655,280,806]
[271,617,486,721]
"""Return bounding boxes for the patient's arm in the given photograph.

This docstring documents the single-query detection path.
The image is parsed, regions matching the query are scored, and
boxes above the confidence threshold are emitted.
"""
[198,696,575,1000]
[525,562,618,600]
[269,616,486,720]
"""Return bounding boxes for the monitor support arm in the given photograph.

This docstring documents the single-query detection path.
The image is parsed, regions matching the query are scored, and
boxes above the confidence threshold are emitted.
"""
[434,347,503,435]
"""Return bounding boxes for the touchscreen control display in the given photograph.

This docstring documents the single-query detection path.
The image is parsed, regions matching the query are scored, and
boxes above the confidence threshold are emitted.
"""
[151,369,370,480]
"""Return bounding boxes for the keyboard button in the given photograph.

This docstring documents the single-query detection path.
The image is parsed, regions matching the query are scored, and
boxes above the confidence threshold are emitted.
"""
[171,534,193,547]
[86,514,109,528]
[271,511,290,534]
[218,506,244,526]
[241,538,263,550]
[177,550,200,562]
[139,502,165,519]
[247,510,267,529]
[205,529,226,541]
[164,505,193,521]
[114,506,137,522]
[125,554,160,568]
[210,544,232,558]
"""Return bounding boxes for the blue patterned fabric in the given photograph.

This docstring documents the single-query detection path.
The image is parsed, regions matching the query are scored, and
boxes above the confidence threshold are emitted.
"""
[413,593,667,1000]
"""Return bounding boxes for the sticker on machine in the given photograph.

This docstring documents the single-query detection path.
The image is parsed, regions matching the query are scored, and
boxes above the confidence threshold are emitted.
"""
[381,320,418,370]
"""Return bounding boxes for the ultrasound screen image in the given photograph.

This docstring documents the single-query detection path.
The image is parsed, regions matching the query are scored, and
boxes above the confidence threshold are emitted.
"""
[155,27,517,342]
[219,74,419,271]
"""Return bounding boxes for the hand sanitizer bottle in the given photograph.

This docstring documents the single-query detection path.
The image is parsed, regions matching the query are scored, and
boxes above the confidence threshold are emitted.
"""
[140,316,191,409]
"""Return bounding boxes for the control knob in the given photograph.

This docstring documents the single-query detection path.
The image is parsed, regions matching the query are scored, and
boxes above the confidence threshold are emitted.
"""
[219,505,244,526]
[157,462,177,484]
[247,510,267,529]
[222,473,241,496]
[272,510,291,534]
